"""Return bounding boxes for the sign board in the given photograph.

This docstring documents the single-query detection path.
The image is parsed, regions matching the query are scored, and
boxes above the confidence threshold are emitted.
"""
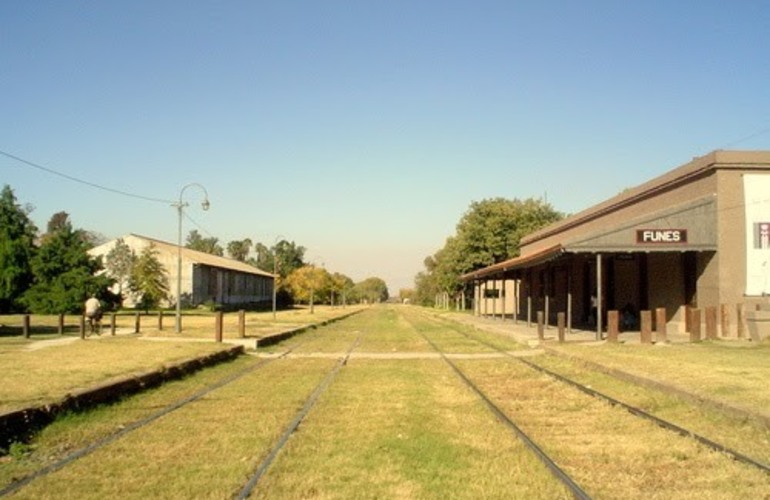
[636,229,688,244]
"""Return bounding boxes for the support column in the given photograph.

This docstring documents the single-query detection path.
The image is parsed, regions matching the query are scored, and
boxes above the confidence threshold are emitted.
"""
[596,253,603,341]
[501,278,506,322]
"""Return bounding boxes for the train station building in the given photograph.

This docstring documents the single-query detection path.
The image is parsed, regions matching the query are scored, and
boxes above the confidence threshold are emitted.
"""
[461,150,770,337]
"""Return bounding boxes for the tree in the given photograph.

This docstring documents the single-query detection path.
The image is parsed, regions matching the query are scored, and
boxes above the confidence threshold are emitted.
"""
[186,230,224,256]
[414,197,563,306]
[285,265,330,313]
[0,185,37,313]
[128,244,169,311]
[104,238,136,299]
[329,272,354,306]
[353,277,389,304]
[23,213,113,314]
[227,238,252,262]
[253,239,306,277]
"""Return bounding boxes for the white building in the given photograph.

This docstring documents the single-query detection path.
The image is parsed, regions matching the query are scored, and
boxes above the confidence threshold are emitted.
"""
[89,234,275,309]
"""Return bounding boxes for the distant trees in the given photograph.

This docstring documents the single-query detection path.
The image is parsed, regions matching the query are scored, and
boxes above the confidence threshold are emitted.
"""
[104,238,135,298]
[226,238,252,262]
[128,244,169,312]
[414,197,563,306]
[0,186,37,313]
[186,230,224,256]
[353,277,389,303]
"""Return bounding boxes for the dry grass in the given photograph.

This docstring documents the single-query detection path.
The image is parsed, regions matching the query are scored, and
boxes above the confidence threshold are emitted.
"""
[8,358,337,499]
[457,358,770,499]
[550,342,770,416]
[0,337,232,413]
[253,359,572,499]
[0,355,258,488]
[532,353,770,466]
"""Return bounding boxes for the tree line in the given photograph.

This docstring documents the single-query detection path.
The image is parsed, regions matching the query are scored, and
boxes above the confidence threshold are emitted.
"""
[410,197,563,306]
[0,185,388,314]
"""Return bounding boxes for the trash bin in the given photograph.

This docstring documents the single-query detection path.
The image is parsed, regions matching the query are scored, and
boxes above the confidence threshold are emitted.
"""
[745,310,770,342]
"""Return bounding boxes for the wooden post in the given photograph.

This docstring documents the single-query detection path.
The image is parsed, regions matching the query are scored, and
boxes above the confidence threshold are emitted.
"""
[705,306,717,340]
[607,310,619,342]
[690,308,701,342]
[134,312,141,334]
[23,314,30,339]
[215,311,223,342]
[501,279,506,322]
[655,307,667,343]
[58,313,64,335]
[737,304,745,338]
[110,313,116,336]
[158,310,164,331]
[720,304,730,337]
[80,315,86,339]
[640,310,652,344]
[238,310,246,338]
[536,311,544,340]
[557,312,565,343]
[567,274,573,333]
[544,294,550,330]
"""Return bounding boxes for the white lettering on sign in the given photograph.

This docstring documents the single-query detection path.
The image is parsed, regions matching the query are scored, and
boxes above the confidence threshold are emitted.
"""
[636,229,688,244]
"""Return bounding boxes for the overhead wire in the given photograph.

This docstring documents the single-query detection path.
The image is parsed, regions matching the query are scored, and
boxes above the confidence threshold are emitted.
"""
[0,149,175,204]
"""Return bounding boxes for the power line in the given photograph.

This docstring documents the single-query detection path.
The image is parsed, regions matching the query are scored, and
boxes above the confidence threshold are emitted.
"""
[0,149,175,204]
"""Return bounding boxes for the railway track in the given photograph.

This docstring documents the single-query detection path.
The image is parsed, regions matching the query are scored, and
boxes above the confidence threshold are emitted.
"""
[1,329,364,499]
[403,313,592,499]
[420,310,770,476]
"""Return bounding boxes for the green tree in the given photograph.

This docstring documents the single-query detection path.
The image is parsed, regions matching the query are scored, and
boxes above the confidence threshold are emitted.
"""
[104,238,136,299]
[186,229,224,256]
[253,239,306,277]
[0,185,37,313]
[128,244,169,311]
[227,238,252,262]
[23,213,113,314]
[353,277,389,303]
[414,197,563,306]
[329,272,354,306]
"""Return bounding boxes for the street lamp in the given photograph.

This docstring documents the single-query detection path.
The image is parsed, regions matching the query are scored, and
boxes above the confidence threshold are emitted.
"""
[272,235,284,320]
[173,183,210,333]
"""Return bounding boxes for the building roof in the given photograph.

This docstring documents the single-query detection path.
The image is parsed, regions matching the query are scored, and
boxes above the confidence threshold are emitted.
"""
[522,150,770,247]
[462,150,770,282]
[123,234,275,279]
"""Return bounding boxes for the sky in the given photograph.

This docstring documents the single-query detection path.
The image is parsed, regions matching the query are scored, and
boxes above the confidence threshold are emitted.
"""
[2,1,770,294]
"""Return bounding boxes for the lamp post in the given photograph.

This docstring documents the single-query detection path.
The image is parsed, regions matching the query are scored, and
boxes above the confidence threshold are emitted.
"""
[173,183,210,333]
[272,235,284,320]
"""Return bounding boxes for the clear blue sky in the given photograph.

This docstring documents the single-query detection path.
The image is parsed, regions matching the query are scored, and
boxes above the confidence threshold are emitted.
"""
[2,1,769,293]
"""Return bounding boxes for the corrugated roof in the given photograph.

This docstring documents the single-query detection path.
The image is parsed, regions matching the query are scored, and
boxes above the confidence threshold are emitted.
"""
[128,234,275,278]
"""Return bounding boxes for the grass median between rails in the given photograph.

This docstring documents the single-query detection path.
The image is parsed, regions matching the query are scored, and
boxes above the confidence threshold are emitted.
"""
[548,341,770,418]
[457,358,769,499]
[254,359,573,499]
[0,337,235,414]
[532,353,770,466]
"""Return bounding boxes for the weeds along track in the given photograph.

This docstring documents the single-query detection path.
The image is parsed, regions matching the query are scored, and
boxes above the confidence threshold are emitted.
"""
[0,333,325,497]
[235,333,362,498]
[423,311,770,477]
[401,312,591,500]
[405,309,770,498]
